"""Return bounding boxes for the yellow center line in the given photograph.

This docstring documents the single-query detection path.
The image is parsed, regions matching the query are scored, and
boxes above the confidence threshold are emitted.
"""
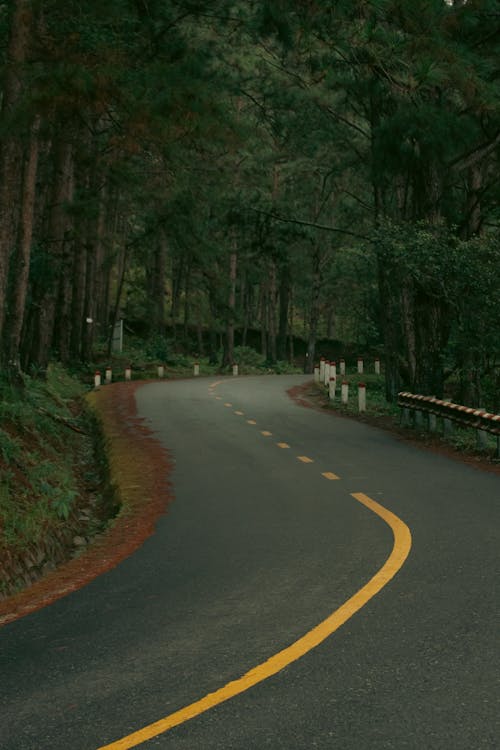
[260,430,272,437]
[246,420,257,425]
[234,411,244,416]
[215,397,222,401]
[97,492,411,750]
[297,456,314,463]
[224,403,232,408]
[277,443,290,449]
[322,472,340,481]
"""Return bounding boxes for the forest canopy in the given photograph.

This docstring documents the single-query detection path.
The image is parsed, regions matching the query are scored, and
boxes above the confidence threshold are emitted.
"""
[0,0,499,405]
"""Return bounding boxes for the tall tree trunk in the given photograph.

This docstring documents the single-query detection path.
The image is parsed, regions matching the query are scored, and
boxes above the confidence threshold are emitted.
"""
[267,260,277,363]
[29,135,74,372]
[259,278,268,359]
[0,0,33,355]
[305,247,321,374]
[5,116,40,369]
[277,261,290,360]
[222,250,237,367]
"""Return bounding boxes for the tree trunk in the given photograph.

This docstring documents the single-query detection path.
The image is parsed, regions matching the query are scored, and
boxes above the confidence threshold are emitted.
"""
[4,116,40,369]
[29,135,74,372]
[267,260,277,363]
[305,247,321,374]
[277,261,290,360]
[0,0,33,354]
[222,250,237,367]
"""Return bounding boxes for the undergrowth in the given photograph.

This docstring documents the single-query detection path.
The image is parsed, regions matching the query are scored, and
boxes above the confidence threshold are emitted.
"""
[0,365,107,556]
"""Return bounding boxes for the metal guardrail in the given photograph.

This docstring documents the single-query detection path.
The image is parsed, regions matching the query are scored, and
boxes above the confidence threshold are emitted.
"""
[398,392,500,435]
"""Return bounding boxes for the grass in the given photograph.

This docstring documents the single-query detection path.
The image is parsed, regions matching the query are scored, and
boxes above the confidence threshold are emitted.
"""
[316,368,499,461]
[0,364,106,557]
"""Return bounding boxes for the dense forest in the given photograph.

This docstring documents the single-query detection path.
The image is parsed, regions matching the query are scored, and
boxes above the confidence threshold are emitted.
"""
[0,0,499,405]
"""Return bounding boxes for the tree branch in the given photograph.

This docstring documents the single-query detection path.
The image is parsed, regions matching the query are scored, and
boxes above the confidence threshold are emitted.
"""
[249,207,373,242]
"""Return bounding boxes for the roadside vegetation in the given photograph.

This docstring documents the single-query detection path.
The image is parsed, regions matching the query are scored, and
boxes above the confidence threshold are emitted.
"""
[0,365,113,597]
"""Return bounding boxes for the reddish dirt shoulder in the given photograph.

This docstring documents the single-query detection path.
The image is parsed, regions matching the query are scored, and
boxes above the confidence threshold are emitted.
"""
[0,381,173,627]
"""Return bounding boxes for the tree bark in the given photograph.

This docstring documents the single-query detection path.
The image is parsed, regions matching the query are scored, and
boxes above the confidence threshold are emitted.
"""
[4,116,40,369]
[0,0,33,353]
[222,250,237,367]
[305,247,321,374]
[29,135,74,372]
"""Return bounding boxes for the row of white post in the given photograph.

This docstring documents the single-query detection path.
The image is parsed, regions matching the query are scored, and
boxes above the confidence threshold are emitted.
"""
[313,356,381,413]
[94,361,240,388]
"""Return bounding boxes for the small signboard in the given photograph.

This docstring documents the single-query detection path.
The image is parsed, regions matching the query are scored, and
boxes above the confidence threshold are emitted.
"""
[112,319,123,353]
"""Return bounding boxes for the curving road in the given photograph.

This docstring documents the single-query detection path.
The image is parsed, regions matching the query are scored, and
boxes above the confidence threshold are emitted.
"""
[1,375,499,749]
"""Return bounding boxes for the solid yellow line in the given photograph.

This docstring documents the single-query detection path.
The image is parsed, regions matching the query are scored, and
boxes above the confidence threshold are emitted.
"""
[322,472,340,481]
[297,455,314,463]
[277,443,290,449]
[97,493,411,750]
[261,430,272,436]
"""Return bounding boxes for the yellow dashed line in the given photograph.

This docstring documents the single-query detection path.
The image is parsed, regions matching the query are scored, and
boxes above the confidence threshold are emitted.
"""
[297,456,314,463]
[224,403,232,408]
[215,396,222,401]
[234,411,244,416]
[261,431,272,437]
[277,443,290,449]
[322,472,340,481]
[247,420,257,425]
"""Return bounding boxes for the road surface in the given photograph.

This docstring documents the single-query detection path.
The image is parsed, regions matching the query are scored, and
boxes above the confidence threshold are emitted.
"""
[1,375,499,749]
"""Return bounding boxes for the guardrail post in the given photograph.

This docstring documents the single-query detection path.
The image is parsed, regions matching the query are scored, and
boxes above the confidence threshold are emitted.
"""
[443,416,454,435]
[358,382,366,412]
[324,360,331,387]
[341,380,349,404]
[232,363,239,377]
[357,357,364,374]
[476,409,488,450]
[193,362,200,377]
[339,358,345,376]
[429,412,437,432]
[319,357,326,383]
[374,357,380,375]
[329,376,336,400]
[105,366,112,384]
[94,370,101,389]
[314,365,320,383]
[158,365,164,378]
[414,409,424,428]
[125,365,131,381]
[331,361,336,381]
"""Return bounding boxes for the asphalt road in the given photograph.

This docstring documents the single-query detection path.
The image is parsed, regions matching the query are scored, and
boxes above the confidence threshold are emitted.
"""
[1,375,499,749]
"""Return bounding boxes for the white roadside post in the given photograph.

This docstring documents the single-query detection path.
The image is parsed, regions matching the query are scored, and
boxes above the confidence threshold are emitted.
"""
[358,382,366,412]
[476,409,488,450]
[158,365,164,378]
[375,357,381,375]
[314,365,320,383]
[94,370,101,389]
[339,358,346,376]
[232,363,239,377]
[341,380,349,404]
[319,357,326,383]
[331,361,337,382]
[329,376,336,400]
[105,366,112,384]
[324,360,331,387]
[125,365,131,381]
[357,357,364,374]
[193,362,200,377]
